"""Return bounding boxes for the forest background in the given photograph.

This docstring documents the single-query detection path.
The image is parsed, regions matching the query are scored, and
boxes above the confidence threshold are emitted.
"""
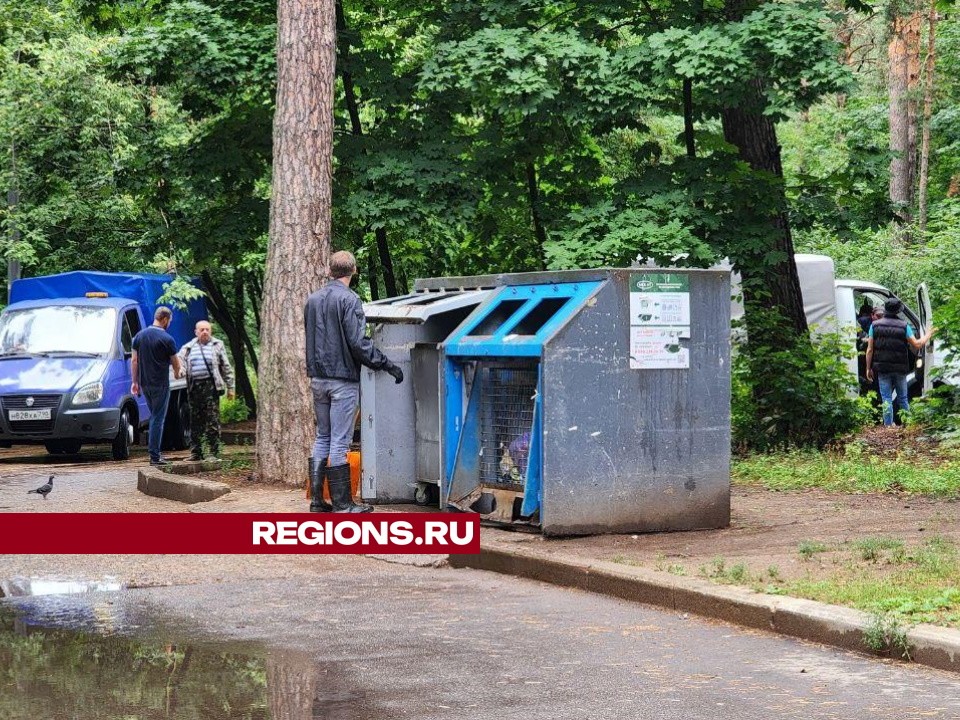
[2,0,959,454]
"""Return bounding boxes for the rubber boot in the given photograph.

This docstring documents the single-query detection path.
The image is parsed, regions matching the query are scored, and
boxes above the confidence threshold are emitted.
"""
[328,463,372,513]
[308,457,333,513]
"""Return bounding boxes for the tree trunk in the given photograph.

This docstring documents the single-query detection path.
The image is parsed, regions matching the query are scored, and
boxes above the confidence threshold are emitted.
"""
[683,78,696,159]
[247,275,262,333]
[525,161,548,271]
[365,240,380,301]
[721,80,808,338]
[889,9,922,224]
[201,270,257,415]
[258,0,336,485]
[917,4,937,236]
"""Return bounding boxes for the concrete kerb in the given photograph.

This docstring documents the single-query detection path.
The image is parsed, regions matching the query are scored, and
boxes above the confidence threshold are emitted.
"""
[221,429,255,447]
[449,539,960,674]
[137,462,231,504]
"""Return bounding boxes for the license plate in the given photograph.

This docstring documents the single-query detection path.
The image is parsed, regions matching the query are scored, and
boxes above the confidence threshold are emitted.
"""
[9,408,52,421]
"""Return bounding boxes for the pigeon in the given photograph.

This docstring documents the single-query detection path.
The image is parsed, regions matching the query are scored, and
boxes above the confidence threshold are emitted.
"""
[28,475,54,499]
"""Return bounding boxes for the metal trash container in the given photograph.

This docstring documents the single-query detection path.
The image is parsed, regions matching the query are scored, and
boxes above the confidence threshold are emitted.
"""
[432,268,731,536]
[360,289,491,503]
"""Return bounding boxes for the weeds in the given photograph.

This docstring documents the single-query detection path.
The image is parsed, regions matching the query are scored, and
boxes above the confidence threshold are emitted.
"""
[851,537,905,562]
[654,554,688,576]
[699,557,749,584]
[798,541,829,560]
[863,612,912,660]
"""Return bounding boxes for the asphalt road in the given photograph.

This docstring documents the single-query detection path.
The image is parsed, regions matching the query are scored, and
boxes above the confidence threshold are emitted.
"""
[2,454,960,719]
[5,560,960,720]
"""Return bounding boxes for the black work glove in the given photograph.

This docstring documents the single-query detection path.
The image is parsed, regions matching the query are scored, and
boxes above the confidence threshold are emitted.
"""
[384,361,404,384]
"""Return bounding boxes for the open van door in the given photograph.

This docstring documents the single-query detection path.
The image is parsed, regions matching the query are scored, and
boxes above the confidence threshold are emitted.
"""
[918,282,934,394]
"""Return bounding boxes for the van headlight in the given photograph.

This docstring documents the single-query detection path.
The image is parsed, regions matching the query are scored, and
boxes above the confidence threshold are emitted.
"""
[72,382,104,405]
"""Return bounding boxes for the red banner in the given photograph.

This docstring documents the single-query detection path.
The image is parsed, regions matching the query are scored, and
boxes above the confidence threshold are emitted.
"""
[0,513,480,554]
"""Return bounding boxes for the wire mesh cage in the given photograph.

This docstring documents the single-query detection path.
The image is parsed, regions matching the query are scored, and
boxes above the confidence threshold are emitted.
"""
[478,363,538,490]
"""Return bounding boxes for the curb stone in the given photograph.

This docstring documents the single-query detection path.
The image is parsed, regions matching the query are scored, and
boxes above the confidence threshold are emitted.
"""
[221,430,255,446]
[137,463,230,504]
[449,538,960,674]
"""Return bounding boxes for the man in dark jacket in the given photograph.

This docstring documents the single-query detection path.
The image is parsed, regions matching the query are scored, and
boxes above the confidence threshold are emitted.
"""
[866,297,936,426]
[304,250,403,512]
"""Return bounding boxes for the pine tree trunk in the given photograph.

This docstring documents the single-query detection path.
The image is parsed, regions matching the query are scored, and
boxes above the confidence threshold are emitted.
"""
[720,80,808,338]
[257,0,336,485]
[889,9,922,224]
[917,4,937,236]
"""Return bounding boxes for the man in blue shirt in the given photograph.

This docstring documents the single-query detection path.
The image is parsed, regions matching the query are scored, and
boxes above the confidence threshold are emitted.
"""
[131,307,183,465]
[865,298,936,426]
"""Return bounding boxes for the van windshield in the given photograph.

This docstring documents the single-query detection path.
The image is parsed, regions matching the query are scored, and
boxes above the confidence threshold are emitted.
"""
[0,305,116,356]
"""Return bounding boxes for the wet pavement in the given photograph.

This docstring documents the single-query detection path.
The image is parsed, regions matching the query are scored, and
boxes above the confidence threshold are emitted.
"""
[2,451,960,718]
[4,563,960,719]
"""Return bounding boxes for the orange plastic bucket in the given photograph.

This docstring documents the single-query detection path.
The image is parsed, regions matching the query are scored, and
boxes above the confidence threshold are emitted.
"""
[306,451,362,502]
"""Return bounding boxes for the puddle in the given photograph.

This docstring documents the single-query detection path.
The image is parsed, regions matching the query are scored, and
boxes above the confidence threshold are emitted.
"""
[0,577,124,598]
[0,601,384,719]
[0,605,269,719]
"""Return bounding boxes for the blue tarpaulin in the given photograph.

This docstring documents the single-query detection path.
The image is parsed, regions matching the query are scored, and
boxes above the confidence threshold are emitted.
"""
[9,271,207,347]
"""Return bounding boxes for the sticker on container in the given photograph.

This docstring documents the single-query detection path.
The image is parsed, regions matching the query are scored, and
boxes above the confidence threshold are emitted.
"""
[629,273,690,369]
[629,327,689,369]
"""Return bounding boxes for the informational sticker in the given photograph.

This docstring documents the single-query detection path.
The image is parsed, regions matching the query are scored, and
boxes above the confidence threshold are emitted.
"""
[629,273,690,369]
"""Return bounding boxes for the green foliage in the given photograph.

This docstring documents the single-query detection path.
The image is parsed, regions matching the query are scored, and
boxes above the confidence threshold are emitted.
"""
[905,383,960,438]
[781,97,893,233]
[156,276,205,310]
[4,0,959,446]
[0,8,162,276]
[732,312,871,451]
[220,395,250,424]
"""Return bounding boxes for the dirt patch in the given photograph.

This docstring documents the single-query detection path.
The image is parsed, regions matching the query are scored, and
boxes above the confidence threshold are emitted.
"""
[222,420,256,433]
[836,425,947,465]
[494,486,960,622]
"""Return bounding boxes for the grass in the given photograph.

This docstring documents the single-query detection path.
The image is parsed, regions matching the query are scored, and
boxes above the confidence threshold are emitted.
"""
[851,537,905,562]
[798,540,830,559]
[696,537,960,629]
[733,449,960,496]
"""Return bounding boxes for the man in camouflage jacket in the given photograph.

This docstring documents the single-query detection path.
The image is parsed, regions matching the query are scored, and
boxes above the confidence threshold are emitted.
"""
[177,321,236,460]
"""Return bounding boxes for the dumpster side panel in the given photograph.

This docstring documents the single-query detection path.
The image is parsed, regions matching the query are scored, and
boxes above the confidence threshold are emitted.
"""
[360,323,418,503]
[361,318,467,503]
[540,270,730,536]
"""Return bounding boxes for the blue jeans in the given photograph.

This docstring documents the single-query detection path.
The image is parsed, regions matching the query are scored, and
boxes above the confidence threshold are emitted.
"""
[878,373,909,426]
[311,378,359,466]
[142,385,171,461]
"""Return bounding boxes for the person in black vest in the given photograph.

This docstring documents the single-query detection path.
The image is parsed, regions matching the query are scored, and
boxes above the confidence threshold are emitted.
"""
[865,298,936,426]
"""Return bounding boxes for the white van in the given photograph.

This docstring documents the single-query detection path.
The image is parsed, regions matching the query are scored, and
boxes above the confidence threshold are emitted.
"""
[796,254,936,396]
[730,254,938,397]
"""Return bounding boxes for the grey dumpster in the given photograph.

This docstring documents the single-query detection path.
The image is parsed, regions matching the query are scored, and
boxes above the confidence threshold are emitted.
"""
[360,289,492,503]
[430,268,731,536]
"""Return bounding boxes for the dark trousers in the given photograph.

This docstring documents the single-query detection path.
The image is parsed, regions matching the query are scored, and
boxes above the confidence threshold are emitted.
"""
[189,378,221,458]
[142,385,170,462]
